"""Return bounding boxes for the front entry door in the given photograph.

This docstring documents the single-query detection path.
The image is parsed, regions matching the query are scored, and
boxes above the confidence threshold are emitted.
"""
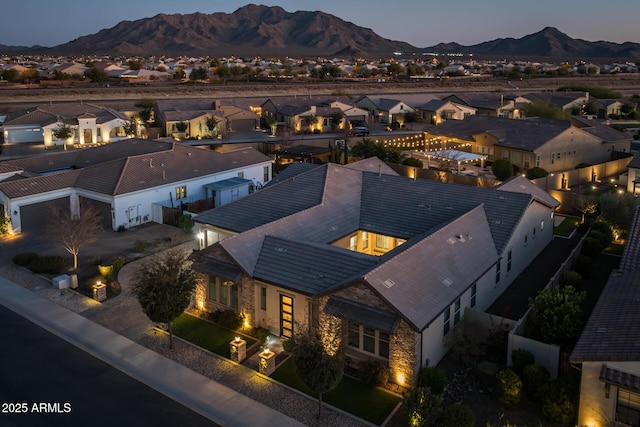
[280,295,293,338]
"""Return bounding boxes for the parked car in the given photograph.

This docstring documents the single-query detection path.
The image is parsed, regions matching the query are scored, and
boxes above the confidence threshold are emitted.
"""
[352,126,370,136]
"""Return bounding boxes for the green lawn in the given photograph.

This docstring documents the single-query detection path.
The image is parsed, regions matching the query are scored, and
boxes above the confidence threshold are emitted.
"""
[172,312,256,358]
[270,357,401,425]
[553,216,580,237]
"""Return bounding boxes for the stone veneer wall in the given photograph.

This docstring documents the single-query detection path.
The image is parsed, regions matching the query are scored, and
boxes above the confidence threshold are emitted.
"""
[331,281,420,387]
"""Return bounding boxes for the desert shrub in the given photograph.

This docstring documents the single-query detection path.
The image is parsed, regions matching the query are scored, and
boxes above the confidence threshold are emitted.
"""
[282,338,295,353]
[13,252,38,266]
[28,255,68,274]
[209,308,243,330]
[541,379,577,424]
[132,239,147,253]
[589,229,613,249]
[581,236,604,258]
[443,403,475,427]
[111,256,125,275]
[511,349,535,377]
[117,225,127,232]
[356,359,389,387]
[525,167,547,180]
[523,364,550,402]
[574,255,595,279]
[177,214,194,233]
[402,386,442,427]
[496,368,522,409]
[561,270,582,287]
[419,366,447,395]
[0,213,11,236]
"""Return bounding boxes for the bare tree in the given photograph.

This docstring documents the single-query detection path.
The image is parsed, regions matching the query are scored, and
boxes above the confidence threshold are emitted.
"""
[47,203,104,270]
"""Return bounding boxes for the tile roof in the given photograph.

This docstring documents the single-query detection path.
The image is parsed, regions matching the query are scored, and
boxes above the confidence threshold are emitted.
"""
[3,102,128,126]
[0,139,270,198]
[196,162,542,331]
[429,115,572,152]
[571,206,640,362]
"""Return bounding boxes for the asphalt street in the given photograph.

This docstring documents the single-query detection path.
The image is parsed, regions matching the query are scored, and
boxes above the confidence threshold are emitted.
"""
[0,304,219,427]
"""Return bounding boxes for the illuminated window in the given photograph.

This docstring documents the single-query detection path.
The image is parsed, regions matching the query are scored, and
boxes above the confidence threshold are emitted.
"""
[175,186,187,200]
[376,235,390,250]
[617,389,640,426]
[207,275,237,309]
[349,235,358,251]
[362,231,369,250]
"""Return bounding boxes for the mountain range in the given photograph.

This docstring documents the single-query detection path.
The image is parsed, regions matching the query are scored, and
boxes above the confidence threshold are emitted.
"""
[2,4,639,59]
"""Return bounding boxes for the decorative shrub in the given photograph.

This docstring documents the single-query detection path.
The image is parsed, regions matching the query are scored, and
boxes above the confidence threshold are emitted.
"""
[581,236,604,258]
[132,239,147,253]
[561,270,582,288]
[117,225,127,232]
[589,230,612,249]
[590,221,613,243]
[574,255,595,279]
[13,252,38,266]
[28,255,68,274]
[209,308,243,330]
[177,214,194,233]
[402,386,442,427]
[525,167,548,180]
[523,364,550,402]
[357,359,389,387]
[419,366,447,395]
[443,403,475,427]
[511,349,535,377]
[111,256,125,275]
[541,379,577,424]
[496,368,522,409]
[477,361,499,387]
[98,265,113,279]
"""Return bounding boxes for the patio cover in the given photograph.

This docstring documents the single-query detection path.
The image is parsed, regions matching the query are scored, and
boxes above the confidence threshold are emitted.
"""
[600,365,640,392]
[323,296,400,334]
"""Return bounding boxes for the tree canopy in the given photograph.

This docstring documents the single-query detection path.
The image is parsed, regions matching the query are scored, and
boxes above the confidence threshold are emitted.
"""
[491,159,514,181]
[293,327,344,419]
[528,285,585,350]
[132,249,196,349]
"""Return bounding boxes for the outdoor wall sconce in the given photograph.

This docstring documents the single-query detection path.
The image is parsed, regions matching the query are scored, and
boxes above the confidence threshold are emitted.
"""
[13,210,18,216]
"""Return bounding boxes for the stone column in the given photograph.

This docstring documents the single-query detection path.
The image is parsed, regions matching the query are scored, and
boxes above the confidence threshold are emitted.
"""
[258,349,276,376]
[230,338,247,363]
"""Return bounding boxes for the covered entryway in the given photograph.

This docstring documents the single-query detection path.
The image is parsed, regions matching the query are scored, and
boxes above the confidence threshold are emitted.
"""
[19,196,70,234]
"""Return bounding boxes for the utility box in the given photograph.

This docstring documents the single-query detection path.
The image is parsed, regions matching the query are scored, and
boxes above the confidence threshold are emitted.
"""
[70,274,78,289]
[52,274,70,289]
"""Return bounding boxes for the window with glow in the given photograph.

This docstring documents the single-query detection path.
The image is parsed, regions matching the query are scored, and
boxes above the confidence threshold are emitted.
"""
[616,388,640,426]
[362,231,369,250]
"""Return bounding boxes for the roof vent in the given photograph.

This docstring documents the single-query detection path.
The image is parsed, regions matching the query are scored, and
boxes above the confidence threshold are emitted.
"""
[274,247,287,253]
[456,234,466,242]
[447,237,457,245]
[443,278,453,286]
[382,279,395,289]
[187,152,192,156]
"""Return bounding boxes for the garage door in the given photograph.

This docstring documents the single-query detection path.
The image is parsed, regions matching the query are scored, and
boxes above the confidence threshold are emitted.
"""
[6,126,43,143]
[19,197,70,234]
[79,197,112,231]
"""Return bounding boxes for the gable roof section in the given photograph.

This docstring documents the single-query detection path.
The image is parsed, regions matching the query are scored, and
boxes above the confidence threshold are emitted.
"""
[0,170,82,198]
[362,205,499,331]
[253,235,379,295]
[219,164,363,275]
[497,175,560,209]
[195,163,328,232]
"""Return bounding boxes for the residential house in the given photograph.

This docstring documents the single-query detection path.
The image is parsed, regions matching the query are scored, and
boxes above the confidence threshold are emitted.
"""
[589,99,625,119]
[261,97,365,133]
[571,206,640,427]
[0,139,272,234]
[420,99,476,125]
[192,159,559,386]
[156,99,224,139]
[355,96,415,124]
[442,93,528,119]
[625,154,640,195]
[1,102,132,146]
[523,91,590,114]
[426,115,631,173]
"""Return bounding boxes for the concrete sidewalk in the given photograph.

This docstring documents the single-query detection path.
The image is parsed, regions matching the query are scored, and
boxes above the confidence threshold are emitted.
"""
[0,276,305,427]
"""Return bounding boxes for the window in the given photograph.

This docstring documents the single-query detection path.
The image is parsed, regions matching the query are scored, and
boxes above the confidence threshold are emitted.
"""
[495,261,501,285]
[376,235,390,250]
[349,235,358,251]
[260,287,267,311]
[541,220,545,231]
[536,155,540,167]
[471,283,477,308]
[524,234,528,246]
[617,388,640,426]
[557,152,561,161]
[507,250,512,273]
[207,276,238,309]
[263,166,269,183]
[454,298,461,325]
[175,186,187,200]
[551,153,555,165]
[362,231,369,250]
[308,300,319,329]
[347,321,390,359]
[533,227,536,238]
[443,307,451,336]
[523,154,530,169]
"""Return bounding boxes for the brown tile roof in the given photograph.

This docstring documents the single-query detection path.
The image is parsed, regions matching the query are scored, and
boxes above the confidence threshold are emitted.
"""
[3,102,128,126]
[0,170,82,198]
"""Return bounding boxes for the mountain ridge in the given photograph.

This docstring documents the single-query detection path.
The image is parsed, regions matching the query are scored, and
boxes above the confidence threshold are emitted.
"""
[3,5,639,59]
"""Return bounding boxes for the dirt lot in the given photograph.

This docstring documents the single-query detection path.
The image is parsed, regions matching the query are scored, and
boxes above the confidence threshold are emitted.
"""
[1,74,640,113]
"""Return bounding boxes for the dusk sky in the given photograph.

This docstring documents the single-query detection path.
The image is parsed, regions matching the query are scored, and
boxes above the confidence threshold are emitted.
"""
[2,1,639,48]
